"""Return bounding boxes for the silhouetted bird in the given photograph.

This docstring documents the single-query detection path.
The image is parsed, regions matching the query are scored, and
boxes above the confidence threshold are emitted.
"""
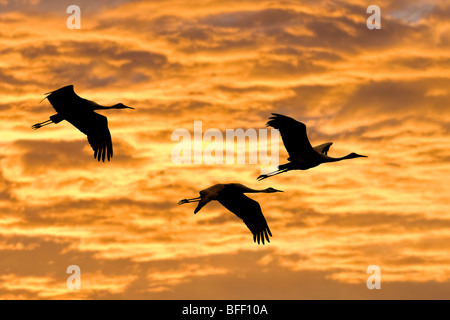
[178,183,282,245]
[257,114,367,180]
[32,85,133,162]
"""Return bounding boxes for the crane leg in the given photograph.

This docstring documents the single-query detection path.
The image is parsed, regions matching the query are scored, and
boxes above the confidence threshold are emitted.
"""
[31,119,53,130]
[256,169,288,181]
[178,196,201,205]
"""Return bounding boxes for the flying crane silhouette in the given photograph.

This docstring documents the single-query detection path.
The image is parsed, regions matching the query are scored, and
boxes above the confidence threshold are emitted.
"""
[257,114,367,180]
[178,183,282,245]
[32,85,133,162]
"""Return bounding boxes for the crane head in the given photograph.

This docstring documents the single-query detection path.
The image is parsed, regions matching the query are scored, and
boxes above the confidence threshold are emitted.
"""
[348,152,367,159]
[114,103,134,109]
[265,187,283,193]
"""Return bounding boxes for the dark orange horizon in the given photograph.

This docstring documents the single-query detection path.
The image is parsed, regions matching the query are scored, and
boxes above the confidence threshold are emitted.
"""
[0,0,449,299]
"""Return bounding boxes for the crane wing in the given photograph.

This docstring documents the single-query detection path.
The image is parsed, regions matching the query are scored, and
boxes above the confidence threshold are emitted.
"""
[313,142,333,155]
[66,112,113,162]
[45,85,90,114]
[195,184,226,214]
[218,193,272,245]
[266,113,315,161]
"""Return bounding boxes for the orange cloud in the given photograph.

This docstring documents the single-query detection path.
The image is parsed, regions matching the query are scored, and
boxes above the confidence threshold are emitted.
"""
[0,0,449,299]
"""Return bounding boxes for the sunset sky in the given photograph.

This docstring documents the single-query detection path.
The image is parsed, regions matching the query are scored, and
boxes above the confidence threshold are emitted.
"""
[0,0,449,299]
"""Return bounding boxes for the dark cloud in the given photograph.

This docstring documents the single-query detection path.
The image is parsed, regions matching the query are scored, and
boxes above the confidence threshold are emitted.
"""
[272,84,341,117]
[0,168,15,201]
[4,40,168,89]
[87,250,450,299]
[0,0,133,15]
[16,44,60,60]
[266,48,343,63]
[13,138,144,173]
[322,212,450,231]
[335,78,450,122]
[1,0,450,300]
[12,41,167,69]
[16,196,176,226]
[200,8,304,29]
[0,68,36,87]
[249,57,326,79]
[131,5,429,55]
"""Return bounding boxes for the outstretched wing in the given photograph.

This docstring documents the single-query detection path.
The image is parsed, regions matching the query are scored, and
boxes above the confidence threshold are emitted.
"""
[66,112,113,162]
[45,85,90,114]
[313,142,333,155]
[218,193,272,245]
[266,113,315,161]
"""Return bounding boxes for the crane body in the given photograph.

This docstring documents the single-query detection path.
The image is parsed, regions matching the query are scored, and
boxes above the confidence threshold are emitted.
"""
[32,85,133,162]
[257,114,367,180]
[178,183,282,245]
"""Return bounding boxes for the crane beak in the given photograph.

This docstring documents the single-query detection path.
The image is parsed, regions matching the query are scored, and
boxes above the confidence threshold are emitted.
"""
[274,189,284,192]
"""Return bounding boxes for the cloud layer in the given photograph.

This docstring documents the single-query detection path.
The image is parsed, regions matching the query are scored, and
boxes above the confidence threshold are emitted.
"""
[0,0,449,299]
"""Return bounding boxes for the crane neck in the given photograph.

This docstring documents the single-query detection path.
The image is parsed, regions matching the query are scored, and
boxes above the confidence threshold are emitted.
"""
[226,183,281,194]
[93,104,122,110]
[247,189,270,193]
[322,153,359,163]
[240,186,273,193]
